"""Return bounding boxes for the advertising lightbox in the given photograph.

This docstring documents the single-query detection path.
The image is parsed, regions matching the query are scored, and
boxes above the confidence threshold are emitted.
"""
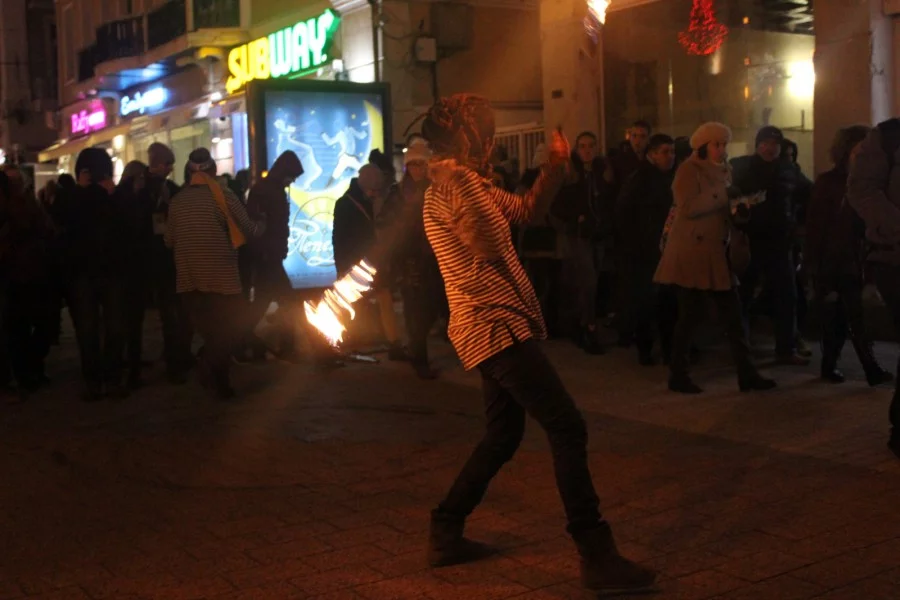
[248,79,391,291]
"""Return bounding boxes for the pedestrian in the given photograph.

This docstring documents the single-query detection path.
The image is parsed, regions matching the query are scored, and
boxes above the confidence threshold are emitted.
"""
[846,118,900,457]
[381,138,443,378]
[117,160,152,388]
[806,125,892,385]
[245,150,304,360]
[63,148,131,400]
[421,94,656,594]
[144,142,193,384]
[333,163,405,358]
[164,148,265,399]
[616,133,678,365]
[551,131,615,354]
[655,122,776,394]
[731,126,808,365]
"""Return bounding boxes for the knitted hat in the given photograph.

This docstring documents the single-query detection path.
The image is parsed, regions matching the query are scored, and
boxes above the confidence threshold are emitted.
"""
[755,125,784,147]
[404,140,431,165]
[74,147,114,182]
[690,122,733,150]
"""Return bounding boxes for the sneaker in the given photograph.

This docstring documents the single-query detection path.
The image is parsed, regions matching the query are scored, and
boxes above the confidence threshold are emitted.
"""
[574,524,657,594]
[821,368,846,384]
[796,337,813,358]
[866,367,894,387]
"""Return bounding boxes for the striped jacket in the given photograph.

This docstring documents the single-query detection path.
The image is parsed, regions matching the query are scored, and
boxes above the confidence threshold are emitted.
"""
[423,162,565,370]
[164,183,264,295]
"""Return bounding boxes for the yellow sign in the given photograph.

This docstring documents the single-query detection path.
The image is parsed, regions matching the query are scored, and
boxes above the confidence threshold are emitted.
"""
[226,9,340,95]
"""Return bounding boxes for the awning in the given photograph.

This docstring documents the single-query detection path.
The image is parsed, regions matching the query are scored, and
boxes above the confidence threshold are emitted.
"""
[37,122,133,163]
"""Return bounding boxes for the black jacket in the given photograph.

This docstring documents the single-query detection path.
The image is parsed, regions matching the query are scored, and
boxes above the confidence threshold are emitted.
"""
[332,179,375,278]
[615,160,674,267]
[247,151,304,262]
[730,154,797,248]
[551,153,615,240]
[59,183,131,278]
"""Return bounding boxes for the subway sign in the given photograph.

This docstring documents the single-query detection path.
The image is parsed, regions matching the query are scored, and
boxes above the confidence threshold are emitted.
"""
[226,9,340,95]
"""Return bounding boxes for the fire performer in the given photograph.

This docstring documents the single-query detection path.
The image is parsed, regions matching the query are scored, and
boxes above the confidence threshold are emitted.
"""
[420,94,656,594]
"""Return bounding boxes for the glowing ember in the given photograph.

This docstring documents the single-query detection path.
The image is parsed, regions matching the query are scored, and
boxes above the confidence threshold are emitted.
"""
[304,260,377,346]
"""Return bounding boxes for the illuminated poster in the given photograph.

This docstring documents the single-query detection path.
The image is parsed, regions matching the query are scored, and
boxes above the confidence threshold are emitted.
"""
[262,88,386,289]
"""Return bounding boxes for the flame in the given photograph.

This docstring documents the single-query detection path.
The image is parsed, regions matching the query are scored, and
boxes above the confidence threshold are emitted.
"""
[587,0,609,25]
[303,259,377,346]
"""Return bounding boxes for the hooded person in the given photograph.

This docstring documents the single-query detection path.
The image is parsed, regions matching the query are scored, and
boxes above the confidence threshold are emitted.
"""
[165,148,265,399]
[241,150,304,359]
[420,93,656,595]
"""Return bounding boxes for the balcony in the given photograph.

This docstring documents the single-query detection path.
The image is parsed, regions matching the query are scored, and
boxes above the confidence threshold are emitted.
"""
[147,0,187,50]
[77,17,145,82]
[194,0,240,29]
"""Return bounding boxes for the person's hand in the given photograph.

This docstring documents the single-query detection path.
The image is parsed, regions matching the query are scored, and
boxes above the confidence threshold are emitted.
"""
[549,129,570,166]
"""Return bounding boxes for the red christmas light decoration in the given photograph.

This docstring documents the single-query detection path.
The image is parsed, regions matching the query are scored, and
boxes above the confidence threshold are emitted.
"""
[678,0,728,56]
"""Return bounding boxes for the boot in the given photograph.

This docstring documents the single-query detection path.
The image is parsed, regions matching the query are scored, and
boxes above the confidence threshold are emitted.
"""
[866,367,894,387]
[820,366,846,384]
[668,374,702,395]
[573,523,657,593]
[739,374,777,393]
[427,510,495,568]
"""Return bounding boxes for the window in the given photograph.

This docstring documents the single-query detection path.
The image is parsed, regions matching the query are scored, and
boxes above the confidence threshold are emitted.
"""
[60,3,76,83]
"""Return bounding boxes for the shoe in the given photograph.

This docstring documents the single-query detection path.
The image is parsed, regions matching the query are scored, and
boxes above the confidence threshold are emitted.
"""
[388,342,408,362]
[821,368,846,384]
[739,375,777,392]
[106,381,130,400]
[776,353,811,366]
[669,376,703,394]
[796,337,813,358]
[427,510,496,567]
[413,363,438,380]
[582,329,605,355]
[573,523,657,593]
[866,367,894,387]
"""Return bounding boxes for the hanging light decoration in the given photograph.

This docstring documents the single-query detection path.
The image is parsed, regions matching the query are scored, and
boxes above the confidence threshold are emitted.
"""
[584,0,610,42]
[678,0,728,56]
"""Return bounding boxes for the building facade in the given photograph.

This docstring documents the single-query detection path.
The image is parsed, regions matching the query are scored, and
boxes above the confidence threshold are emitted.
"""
[41,0,546,180]
[0,0,59,167]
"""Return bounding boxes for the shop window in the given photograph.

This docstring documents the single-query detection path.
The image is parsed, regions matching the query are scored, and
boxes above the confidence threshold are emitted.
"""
[170,121,211,184]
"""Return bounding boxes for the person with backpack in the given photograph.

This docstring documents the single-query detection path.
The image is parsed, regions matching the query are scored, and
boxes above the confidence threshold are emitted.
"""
[846,119,900,457]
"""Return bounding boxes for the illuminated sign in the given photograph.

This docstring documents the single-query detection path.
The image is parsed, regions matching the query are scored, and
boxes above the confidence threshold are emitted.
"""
[121,86,168,116]
[226,9,340,95]
[71,107,108,135]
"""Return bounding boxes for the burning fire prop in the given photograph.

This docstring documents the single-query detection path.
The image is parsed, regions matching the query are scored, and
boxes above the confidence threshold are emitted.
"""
[584,0,609,40]
[303,260,378,346]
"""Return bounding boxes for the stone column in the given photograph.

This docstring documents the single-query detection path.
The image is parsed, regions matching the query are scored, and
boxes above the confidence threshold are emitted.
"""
[539,0,604,148]
[813,0,893,173]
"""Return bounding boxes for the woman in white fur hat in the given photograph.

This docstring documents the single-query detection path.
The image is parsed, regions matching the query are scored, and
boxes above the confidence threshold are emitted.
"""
[654,122,776,394]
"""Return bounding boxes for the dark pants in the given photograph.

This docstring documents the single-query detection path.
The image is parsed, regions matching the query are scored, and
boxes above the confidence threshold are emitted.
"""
[70,275,126,387]
[402,282,440,367]
[740,246,797,356]
[247,259,295,354]
[816,274,878,374]
[436,340,602,534]
[523,257,562,337]
[870,265,900,439]
[630,264,677,360]
[182,292,242,385]
[671,287,757,382]
[0,285,10,387]
[7,282,54,388]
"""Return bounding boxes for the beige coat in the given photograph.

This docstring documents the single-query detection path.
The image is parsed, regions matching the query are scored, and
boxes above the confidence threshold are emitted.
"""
[654,155,734,291]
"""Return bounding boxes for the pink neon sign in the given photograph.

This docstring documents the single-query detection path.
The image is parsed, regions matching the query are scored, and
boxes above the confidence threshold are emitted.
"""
[70,106,108,136]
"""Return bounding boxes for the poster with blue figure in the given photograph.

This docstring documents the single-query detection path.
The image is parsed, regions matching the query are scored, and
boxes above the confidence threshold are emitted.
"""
[263,89,385,289]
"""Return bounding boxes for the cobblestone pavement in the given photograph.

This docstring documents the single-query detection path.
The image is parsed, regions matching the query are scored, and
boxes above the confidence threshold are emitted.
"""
[4,314,900,600]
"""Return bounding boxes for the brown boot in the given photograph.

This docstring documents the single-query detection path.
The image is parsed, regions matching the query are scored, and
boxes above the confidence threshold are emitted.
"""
[427,510,495,567]
[573,523,657,593]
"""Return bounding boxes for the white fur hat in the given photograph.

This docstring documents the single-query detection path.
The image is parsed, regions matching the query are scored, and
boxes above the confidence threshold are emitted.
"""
[404,139,432,165]
[690,122,733,150]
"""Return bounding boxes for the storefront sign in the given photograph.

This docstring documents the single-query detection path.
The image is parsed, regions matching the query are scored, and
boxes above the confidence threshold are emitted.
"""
[70,106,108,136]
[121,86,168,116]
[226,9,340,94]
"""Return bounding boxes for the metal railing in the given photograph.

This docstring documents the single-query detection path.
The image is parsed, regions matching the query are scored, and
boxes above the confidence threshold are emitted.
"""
[494,124,546,168]
[147,0,187,50]
[193,0,240,29]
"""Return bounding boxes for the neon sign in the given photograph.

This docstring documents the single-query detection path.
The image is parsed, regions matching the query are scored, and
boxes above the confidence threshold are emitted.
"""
[226,9,340,95]
[121,86,168,116]
[71,107,107,136]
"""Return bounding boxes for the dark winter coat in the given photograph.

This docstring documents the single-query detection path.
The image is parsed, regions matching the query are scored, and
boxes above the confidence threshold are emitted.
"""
[551,152,615,240]
[141,173,181,272]
[246,151,304,262]
[615,160,674,268]
[730,154,797,251]
[332,179,376,278]
[610,142,642,191]
[0,193,51,284]
[805,167,866,279]
[59,183,131,278]
[379,176,438,284]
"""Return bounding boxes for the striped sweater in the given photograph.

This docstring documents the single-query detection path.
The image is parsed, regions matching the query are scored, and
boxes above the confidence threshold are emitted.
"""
[164,184,265,295]
[423,162,566,370]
